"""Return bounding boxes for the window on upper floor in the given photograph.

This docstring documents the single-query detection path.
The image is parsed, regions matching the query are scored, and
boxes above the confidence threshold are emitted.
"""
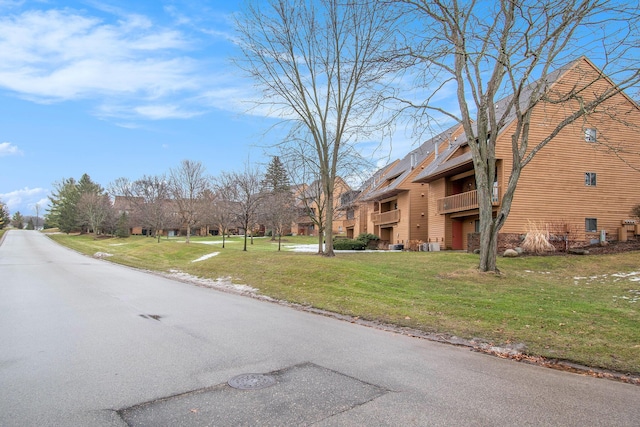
[585,218,597,233]
[584,172,597,186]
[585,128,597,143]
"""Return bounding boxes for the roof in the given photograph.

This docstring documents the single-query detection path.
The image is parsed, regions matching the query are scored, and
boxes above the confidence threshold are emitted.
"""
[413,58,587,183]
[363,123,463,201]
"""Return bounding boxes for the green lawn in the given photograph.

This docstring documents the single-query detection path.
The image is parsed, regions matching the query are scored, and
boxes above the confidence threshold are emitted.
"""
[48,233,640,375]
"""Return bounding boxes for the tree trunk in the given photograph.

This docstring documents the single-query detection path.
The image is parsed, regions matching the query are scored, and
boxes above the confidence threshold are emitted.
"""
[186,224,191,244]
[317,231,323,254]
[323,189,335,257]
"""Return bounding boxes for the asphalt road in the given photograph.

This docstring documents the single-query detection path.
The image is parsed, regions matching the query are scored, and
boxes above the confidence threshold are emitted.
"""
[0,230,638,426]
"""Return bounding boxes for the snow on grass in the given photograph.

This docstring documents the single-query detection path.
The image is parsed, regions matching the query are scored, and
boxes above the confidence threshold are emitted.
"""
[93,252,113,258]
[192,241,238,245]
[192,252,219,263]
[166,269,258,294]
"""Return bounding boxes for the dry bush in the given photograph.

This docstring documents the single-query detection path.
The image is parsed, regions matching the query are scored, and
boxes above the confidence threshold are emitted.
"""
[521,221,556,254]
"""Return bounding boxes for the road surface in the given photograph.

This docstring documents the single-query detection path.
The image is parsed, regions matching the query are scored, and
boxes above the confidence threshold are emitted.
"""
[0,230,638,426]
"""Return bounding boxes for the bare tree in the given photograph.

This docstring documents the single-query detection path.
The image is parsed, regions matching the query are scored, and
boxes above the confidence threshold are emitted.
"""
[235,0,398,256]
[77,192,113,237]
[110,175,171,242]
[205,184,236,249]
[260,188,297,251]
[215,167,264,252]
[397,0,640,272]
[168,160,208,243]
[280,131,371,253]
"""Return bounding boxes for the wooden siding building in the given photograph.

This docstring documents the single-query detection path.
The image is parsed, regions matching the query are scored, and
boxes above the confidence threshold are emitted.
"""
[413,57,640,249]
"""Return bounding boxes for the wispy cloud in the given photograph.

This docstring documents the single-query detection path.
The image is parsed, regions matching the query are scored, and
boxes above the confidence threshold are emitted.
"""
[0,187,48,212]
[0,6,249,121]
[0,142,22,156]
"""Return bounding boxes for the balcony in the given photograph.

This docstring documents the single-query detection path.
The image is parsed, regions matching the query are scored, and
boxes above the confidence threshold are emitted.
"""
[437,188,501,214]
[371,209,400,225]
[344,218,356,228]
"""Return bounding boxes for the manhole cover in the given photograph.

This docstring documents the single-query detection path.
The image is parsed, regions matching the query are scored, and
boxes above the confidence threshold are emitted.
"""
[227,373,277,390]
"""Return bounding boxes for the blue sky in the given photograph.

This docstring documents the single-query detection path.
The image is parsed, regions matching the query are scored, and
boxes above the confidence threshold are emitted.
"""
[4,1,632,219]
[1,0,378,217]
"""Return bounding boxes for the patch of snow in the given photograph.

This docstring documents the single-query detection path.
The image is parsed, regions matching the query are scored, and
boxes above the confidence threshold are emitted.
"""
[166,269,258,294]
[192,241,237,245]
[612,271,640,278]
[94,252,113,258]
[284,244,323,252]
[109,243,126,246]
[192,252,220,263]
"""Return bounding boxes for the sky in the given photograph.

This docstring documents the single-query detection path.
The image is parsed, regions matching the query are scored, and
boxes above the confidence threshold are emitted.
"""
[0,0,416,217]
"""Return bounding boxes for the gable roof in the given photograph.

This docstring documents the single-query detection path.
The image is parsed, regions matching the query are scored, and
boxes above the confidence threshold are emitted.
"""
[413,57,594,183]
[363,123,463,201]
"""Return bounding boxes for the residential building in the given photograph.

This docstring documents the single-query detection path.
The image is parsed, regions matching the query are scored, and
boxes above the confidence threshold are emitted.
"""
[413,57,640,249]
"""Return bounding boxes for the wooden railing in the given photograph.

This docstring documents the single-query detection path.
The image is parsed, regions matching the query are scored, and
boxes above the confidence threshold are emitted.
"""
[371,209,400,225]
[436,188,501,214]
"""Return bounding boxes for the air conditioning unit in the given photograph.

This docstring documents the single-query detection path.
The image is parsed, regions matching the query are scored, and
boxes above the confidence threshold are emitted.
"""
[428,243,441,252]
[420,243,429,252]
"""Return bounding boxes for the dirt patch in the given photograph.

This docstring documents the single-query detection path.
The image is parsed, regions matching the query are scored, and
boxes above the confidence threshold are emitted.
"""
[578,239,640,255]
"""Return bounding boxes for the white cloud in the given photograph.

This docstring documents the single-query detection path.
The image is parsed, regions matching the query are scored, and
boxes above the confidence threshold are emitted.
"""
[134,104,203,120]
[0,187,48,212]
[0,7,244,121]
[0,142,22,156]
[0,10,198,100]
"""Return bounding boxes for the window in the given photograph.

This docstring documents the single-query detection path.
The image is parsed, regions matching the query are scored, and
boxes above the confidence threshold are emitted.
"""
[585,218,597,233]
[585,128,597,143]
[584,172,597,186]
[474,220,480,233]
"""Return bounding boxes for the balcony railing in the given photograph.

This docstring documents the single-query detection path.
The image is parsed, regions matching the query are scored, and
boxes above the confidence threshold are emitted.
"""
[371,209,400,225]
[436,188,501,214]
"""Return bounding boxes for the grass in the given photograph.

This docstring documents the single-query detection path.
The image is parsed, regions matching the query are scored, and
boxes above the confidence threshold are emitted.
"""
[48,233,640,375]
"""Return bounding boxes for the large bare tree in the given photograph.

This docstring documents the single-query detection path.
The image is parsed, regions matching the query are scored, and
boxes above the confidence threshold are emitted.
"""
[235,0,397,256]
[398,0,640,272]
[168,160,208,243]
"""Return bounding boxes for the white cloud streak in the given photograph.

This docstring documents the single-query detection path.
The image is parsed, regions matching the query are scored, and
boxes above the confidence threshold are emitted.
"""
[0,142,22,156]
[0,187,48,211]
[0,6,250,121]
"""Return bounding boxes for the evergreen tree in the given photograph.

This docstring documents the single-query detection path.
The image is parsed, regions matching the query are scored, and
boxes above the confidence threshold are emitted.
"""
[115,212,130,238]
[46,174,106,234]
[46,177,79,233]
[12,211,24,229]
[0,200,9,229]
[26,218,35,230]
[76,174,104,233]
[263,156,290,193]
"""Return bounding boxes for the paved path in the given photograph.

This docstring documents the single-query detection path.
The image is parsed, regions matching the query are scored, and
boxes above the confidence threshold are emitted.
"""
[0,230,638,426]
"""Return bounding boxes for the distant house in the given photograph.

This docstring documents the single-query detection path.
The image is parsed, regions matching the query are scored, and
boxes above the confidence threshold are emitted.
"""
[291,177,351,237]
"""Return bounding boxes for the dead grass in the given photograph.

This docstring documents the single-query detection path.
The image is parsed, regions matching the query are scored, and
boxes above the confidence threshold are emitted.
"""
[49,233,640,375]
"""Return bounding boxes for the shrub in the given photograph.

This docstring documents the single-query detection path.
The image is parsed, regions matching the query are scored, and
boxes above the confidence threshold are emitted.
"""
[333,238,366,250]
[356,233,379,246]
[631,203,640,219]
